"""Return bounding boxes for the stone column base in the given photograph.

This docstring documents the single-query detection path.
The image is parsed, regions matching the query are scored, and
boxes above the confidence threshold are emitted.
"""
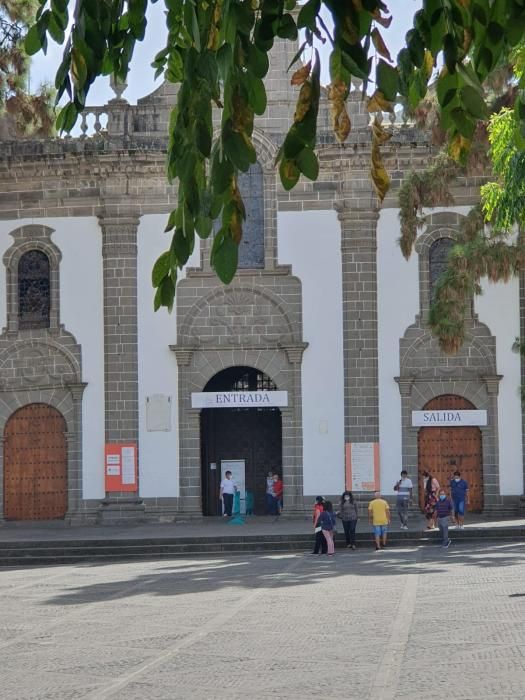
[97,498,146,525]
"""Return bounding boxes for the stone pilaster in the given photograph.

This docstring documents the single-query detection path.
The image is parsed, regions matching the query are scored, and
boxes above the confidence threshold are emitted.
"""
[98,214,141,510]
[336,199,380,446]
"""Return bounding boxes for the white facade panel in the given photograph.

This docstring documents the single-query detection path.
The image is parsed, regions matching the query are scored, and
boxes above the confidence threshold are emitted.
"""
[277,209,345,496]
[137,214,200,498]
[476,277,523,495]
[52,218,105,499]
[0,221,13,331]
[377,208,419,493]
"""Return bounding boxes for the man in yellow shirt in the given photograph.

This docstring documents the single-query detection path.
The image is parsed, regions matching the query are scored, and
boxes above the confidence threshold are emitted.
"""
[368,491,391,552]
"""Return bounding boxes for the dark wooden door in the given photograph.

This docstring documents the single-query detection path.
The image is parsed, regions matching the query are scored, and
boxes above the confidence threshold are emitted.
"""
[418,395,483,512]
[201,408,282,515]
[4,404,68,520]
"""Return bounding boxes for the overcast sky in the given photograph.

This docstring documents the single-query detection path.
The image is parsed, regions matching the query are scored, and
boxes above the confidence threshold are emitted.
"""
[29,1,420,106]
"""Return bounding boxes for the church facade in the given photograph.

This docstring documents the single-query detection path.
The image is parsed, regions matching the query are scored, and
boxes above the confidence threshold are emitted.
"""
[0,40,523,522]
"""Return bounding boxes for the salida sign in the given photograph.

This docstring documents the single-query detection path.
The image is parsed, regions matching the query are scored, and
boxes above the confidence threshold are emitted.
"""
[191,391,288,409]
[412,410,487,427]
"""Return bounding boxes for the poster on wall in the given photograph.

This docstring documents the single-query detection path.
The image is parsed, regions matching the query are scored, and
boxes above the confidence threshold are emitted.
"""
[105,443,137,492]
[221,460,246,514]
[345,442,379,492]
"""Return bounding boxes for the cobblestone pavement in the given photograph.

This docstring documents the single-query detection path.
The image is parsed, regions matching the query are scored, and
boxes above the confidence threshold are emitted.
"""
[1,541,525,700]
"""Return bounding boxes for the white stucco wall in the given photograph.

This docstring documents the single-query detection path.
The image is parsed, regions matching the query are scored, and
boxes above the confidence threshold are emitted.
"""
[137,214,200,498]
[377,209,419,492]
[278,209,345,496]
[0,217,106,499]
[476,279,523,495]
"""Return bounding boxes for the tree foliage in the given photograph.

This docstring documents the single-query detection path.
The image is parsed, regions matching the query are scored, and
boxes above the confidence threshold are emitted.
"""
[25,0,525,311]
[0,0,53,136]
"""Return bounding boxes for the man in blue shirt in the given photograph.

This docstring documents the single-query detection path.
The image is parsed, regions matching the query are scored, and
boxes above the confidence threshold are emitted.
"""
[449,470,469,529]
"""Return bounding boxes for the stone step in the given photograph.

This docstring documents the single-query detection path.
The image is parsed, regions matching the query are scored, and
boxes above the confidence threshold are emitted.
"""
[0,527,522,567]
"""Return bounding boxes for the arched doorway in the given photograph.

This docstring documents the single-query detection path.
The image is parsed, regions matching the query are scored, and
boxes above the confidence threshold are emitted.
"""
[200,366,282,516]
[4,404,68,520]
[418,395,483,512]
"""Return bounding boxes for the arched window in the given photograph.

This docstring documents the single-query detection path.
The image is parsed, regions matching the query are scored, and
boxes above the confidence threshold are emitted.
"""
[429,237,454,303]
[18,250,51,329]
[237,162,264,268]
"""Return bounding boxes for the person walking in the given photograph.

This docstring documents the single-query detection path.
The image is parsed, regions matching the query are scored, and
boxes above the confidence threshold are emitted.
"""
[368,491,391,552]
[449,470,470,528]
[272,473,283,515]
[337,490,359,549]
[265,470,275,515]
[422,470,440,530]
[434,488,452,548]
[219,470,237,517]
[393,470,413,529]
[311,496,327,555]
[319,500,336,555]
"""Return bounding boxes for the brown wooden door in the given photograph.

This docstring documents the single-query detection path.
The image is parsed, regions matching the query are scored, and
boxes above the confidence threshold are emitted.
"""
[4,404,68,520]
[418,395,483,512]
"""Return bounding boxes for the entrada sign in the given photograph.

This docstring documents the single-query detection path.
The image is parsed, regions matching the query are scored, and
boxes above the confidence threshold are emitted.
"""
[412,410,487,427]
[191,391,288,409]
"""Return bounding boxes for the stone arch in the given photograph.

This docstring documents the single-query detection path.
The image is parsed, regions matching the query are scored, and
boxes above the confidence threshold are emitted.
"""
[0,337,81,391]
[178,284,300,348]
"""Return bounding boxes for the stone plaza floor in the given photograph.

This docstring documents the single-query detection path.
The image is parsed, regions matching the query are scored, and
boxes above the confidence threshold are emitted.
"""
[1,541,525,699]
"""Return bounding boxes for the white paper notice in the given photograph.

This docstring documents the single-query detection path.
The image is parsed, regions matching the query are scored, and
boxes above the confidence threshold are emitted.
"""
[121,446,136,485]
[351,443,375,491]
[106,454,120,465]
[106,465,120,476]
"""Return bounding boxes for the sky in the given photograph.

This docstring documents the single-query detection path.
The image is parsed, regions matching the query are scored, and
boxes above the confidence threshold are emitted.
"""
[29,1,420,107]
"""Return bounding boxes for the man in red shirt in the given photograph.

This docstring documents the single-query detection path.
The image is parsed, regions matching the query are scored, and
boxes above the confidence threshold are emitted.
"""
[311,496,327,555]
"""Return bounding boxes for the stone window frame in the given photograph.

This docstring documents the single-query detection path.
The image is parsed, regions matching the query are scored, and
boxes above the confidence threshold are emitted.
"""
[3,225,62,334]
[415,223,459,322]
[195,128,279,274]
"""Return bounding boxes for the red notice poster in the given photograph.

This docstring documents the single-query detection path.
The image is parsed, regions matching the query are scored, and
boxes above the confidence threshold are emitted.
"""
[104,443,137,492]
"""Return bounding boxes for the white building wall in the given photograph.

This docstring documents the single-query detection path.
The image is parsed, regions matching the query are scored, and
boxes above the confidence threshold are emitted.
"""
[377,209,419,492]
[277,209,345,496]
[476,279,523,495]
[137,214,200,498]
[0,217,106,499]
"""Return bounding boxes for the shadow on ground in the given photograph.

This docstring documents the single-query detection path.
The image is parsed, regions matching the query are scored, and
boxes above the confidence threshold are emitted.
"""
[38,541,525,607]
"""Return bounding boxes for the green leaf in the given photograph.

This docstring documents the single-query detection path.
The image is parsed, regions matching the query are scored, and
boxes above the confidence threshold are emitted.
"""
[247,43,269,79]
[152,251,171,287]
[376,60,399,102]
[211,231,238,284]
[24,24,42,55]
[55,103,78,133]
[159,276,175,312]
[247,77,267,115]
[296,148,319,180]
[279,157,301,190]
[297,0,320,30]
[164,210,177,233]
[460,85,488,120]
[195,215,213,238]
[211,149,234,195]
[171,228,190,266]
[450,108,475,139]
[277,13,298,41]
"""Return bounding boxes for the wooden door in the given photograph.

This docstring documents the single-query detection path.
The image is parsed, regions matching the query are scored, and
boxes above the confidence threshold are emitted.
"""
[418,395,483,512]
[4,404,68,520]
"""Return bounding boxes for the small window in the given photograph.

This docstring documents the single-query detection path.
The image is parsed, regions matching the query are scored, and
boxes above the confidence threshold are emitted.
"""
[238,162,264,268]
[429,238,454,303]
[18,250,51,329]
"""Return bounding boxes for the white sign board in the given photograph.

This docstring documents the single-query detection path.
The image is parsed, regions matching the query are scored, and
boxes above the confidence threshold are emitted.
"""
[221,460,246,514]
[146,394,172,431]
[412,410,487,427]
[346,442,378,492]
[192,391,288,409]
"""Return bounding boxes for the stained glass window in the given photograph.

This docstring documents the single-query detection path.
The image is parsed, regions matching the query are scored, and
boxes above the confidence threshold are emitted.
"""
[237,162,264,268]
[18,250,50,329]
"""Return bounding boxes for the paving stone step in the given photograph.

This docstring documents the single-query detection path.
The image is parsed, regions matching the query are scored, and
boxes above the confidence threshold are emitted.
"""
[0,527,522,567]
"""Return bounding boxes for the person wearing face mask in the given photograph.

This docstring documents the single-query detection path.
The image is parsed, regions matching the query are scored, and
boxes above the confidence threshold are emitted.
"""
[433,488,452,548]
[449,470,470,529]
[336,490,359,549]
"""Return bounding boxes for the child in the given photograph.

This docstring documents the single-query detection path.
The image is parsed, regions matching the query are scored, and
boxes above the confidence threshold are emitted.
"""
[433,488,452,548]
[318,500,336,556]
